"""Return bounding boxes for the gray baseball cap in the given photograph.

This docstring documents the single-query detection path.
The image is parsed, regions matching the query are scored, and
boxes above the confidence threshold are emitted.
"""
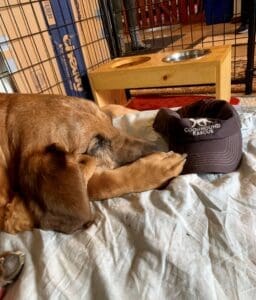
[153,99,242,174]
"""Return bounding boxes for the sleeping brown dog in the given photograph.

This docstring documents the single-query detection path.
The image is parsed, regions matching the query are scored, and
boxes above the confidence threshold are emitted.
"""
[0,93,186,234]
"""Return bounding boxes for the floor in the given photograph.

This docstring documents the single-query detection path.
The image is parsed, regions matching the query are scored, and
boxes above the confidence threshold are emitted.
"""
[143,22,247,58]
[130,20,255,97]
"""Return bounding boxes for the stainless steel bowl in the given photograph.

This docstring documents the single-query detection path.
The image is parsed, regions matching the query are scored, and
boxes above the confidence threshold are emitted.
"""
[162,49,211,63]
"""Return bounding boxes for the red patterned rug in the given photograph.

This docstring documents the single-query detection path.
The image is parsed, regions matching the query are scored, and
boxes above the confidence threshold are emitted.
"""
[126,94,240,110]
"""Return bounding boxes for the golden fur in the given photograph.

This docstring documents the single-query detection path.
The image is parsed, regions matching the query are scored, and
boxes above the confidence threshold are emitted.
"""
[0,93,186,234]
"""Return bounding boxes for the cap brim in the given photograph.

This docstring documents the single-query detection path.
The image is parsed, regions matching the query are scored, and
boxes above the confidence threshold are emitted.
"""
[178,132,242,174]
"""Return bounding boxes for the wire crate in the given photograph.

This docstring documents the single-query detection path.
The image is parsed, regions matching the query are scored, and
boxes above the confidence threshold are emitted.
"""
[0,0,255,98]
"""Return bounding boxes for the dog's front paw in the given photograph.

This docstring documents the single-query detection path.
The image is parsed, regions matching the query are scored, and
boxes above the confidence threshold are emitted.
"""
[137,151,187,189]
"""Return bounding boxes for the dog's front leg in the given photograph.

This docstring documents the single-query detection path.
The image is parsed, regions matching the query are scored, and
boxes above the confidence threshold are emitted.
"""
[88,151,186,200]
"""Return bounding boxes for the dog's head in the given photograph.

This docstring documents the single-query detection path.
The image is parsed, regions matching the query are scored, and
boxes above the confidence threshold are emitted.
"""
[3,94,156,233]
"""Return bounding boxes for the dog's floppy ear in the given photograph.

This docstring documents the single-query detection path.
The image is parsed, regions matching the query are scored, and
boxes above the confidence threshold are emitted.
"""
[19,143,94,233]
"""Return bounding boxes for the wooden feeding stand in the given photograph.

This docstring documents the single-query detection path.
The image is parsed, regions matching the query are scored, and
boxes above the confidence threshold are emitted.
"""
[88,45,231,107]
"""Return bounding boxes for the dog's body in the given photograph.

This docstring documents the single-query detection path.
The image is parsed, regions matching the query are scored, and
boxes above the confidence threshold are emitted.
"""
[0,93,186,234]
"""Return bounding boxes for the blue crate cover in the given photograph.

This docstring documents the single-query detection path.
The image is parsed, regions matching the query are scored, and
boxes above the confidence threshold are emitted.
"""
[41,0,91,98]
[204,0,233,25]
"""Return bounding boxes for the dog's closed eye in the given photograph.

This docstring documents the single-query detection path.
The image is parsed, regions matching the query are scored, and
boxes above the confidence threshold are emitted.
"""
[87,134,111,156]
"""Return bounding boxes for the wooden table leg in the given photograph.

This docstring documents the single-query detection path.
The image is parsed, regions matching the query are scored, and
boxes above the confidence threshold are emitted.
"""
[91,89,127,107]
[215,48,232,101]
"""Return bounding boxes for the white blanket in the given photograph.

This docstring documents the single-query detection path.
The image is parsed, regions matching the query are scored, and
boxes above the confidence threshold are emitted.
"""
[1,106,256,300]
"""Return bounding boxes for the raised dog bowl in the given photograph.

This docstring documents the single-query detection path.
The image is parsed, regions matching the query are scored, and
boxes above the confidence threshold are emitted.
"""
[162,49,211,63]
[111,56,151,68]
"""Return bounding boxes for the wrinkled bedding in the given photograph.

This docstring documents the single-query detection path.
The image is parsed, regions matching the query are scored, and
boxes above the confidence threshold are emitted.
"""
[1,106,256,300]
